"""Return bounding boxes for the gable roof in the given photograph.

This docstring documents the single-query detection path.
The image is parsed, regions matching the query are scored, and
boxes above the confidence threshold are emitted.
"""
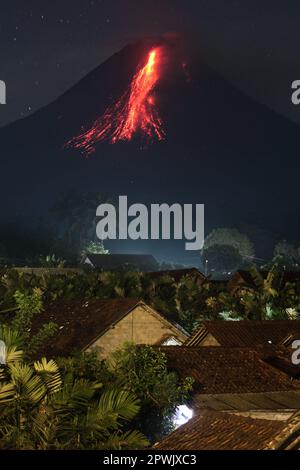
[84,254,158,271]
[158,346,300,395]
[31,298,183,358]
[154,409,296,450]
[185,320,300,348]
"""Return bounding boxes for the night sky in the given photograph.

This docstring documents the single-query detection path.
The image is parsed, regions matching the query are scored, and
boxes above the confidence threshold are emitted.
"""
[1,0,300,127]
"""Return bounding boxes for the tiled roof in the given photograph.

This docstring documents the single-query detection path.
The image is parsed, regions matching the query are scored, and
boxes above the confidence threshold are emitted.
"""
[186,320,300,347]
[31,298,171,357]
[158,346,300,395]
[154,409,294,450]
[85,254,158,270]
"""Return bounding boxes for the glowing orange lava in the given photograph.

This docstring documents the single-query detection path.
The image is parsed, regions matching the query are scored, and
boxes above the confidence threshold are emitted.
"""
[67,47,165,155]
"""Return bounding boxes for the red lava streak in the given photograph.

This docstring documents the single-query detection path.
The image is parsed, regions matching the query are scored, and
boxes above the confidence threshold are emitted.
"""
[67,48,165,155]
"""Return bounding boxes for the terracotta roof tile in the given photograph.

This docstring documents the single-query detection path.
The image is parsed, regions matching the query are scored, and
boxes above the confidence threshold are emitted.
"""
[31,298,142,357]
[85,254,158,270]
[154,409,290,450]
[157,346,300,394]
[186,320,300,347]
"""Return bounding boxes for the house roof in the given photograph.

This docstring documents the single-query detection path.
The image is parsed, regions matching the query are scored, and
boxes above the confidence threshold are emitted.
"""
[31,298,182,358]
[153,409,296,450]
[157,346,300,411]
[185,320,300,348]
[148,268,206,283]
[157,346,300,395]
[84,254,158,271]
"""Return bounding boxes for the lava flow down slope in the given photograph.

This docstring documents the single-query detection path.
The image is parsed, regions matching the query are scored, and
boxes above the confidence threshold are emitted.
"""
[66,47,165,155]
[1,38,300,243]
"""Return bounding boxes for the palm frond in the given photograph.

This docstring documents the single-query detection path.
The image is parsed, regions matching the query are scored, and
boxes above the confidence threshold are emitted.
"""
[249,266,264,288]
[51,377,97,411]
[0,382,15,404]
[97,389,140,423]
[34,358,62,394]
[31,410,58,449]
[0,325,24,348]
[100,429,148,450]
[9,363,46,404]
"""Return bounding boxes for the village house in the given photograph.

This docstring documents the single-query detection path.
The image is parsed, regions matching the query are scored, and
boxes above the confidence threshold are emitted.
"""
[82,253,158,271]
[185,320,300,347]
[31,298,188,358]
[157,345,300,419]
[154,409,300,450]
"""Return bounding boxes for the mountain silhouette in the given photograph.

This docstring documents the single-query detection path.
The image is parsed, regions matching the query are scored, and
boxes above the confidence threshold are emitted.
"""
[1,39,299,250]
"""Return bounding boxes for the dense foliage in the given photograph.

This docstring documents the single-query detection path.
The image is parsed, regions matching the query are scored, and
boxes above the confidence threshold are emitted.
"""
[0,326,149,450]
[0,266,299,333]
[0,328,192,449]
[202,228,255,274]
[110,343,194,440]
[0,262,300,449]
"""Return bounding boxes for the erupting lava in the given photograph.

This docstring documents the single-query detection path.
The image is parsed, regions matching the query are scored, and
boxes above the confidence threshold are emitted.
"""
[67,47,165,155]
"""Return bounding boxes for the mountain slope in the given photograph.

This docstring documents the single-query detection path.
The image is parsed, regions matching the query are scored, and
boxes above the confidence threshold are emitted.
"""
[1,40,299,238]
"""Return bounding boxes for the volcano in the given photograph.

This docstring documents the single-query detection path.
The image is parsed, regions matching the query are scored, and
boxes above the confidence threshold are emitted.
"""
[1,40,300,259]
[66,46,165,154]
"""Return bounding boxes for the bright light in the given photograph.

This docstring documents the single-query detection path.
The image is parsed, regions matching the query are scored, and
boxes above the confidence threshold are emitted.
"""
[67,47,165,155]
[161,336,182,346]
[173,405,193,428]
[0,340,6,365]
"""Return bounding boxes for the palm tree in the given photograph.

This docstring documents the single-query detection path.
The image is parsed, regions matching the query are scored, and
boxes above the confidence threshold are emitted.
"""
[239,266,279,319]
[0,326,148,450]
[236,266,299,320]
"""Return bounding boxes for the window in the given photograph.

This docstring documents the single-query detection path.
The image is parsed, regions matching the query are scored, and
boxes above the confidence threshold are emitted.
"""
[161,336,182,346]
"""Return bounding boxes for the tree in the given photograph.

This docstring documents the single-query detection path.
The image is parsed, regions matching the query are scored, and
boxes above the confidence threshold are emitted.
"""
[11,288,58,356]
[148,275,177,317]
[81,240,109,257]
[230,266,299,320]
[38,253,66,268]
[176,275,211,332]
[203,228,255,267]
[272,240,300,270]
[0,327,147,450]
[51,190,108,257]
[110,343,193,442]
[202,244,243,274]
